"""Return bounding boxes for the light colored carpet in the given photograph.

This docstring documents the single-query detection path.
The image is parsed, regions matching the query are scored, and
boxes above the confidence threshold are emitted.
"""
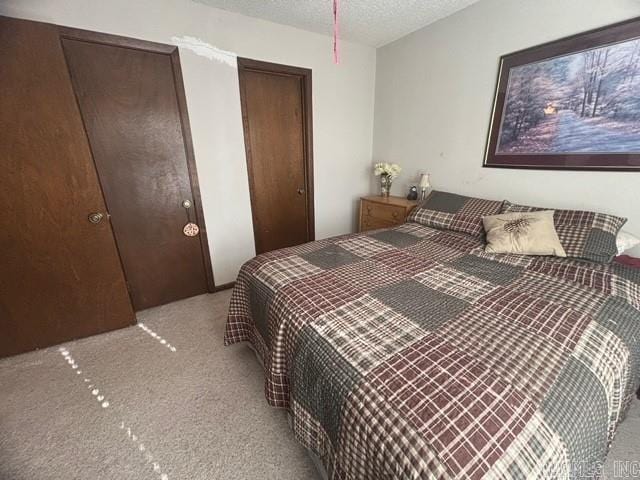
[0,291,638,480]
[0,291,316,480]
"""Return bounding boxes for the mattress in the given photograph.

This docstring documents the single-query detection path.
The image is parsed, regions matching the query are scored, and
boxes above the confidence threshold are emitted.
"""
[224,223,640,479]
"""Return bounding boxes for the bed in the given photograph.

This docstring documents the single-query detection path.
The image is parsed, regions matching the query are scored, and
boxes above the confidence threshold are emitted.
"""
[224,216,640,479]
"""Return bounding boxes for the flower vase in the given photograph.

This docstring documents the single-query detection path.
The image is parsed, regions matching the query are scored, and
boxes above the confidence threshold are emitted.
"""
[380,175,392,197]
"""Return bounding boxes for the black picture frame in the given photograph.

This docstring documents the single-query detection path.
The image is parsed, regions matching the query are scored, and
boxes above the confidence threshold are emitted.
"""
[484,16,640,171]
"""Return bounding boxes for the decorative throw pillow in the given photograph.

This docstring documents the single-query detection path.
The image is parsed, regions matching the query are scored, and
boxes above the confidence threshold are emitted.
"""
[502,201,627,263]
[407,191,503,238]
[483,210,566,257]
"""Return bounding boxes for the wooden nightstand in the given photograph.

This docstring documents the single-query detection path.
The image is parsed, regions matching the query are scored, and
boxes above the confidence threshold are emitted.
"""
[359,195,418,232]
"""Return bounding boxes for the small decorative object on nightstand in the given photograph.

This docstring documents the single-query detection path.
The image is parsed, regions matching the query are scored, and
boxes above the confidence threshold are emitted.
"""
[359,195,418,232]
[373,163,402,197]
[419,173,431,201]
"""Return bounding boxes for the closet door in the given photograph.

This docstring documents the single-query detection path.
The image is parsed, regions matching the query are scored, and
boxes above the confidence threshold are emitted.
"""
[61,33,213,310]
[0,16,135,358]
[238,58,314,254]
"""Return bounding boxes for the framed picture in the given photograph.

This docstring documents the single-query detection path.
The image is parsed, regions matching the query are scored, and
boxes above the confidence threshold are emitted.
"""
[484,17,640,171]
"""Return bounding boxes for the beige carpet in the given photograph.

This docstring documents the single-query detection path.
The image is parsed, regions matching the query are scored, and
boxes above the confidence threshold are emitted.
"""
[0,291,638,480]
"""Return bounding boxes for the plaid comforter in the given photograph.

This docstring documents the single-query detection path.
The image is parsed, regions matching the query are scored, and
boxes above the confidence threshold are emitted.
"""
[224,223,640,479]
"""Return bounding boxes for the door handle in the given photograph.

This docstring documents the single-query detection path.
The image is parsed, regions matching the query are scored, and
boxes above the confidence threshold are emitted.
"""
[297,188,305,195]
[88,212,104,224]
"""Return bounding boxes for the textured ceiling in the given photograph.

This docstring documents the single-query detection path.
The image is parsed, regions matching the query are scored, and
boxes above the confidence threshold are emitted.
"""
[193,0,481,47]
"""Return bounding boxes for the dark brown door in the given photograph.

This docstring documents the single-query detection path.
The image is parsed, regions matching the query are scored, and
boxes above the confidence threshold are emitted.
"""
[0,16,135,357]
[238,58,314,254]
[61,35,213,310]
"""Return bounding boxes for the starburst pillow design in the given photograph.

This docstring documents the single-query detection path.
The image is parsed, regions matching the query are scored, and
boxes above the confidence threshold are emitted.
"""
[483,210,566,256]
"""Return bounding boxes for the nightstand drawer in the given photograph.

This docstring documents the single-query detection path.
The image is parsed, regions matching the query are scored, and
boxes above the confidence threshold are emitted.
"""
[362,202,405,223]
[360,216,394,232]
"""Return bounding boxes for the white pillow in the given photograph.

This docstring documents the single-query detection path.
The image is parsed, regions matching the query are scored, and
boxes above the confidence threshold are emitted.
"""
[483,210,566,257]
[617,230,640,255]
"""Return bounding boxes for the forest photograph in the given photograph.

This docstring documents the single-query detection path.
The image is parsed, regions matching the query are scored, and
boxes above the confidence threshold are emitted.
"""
[496,37,640,154]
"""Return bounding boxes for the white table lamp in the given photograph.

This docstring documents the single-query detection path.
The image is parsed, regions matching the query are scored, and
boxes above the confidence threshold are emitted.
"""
[419,174,431,201]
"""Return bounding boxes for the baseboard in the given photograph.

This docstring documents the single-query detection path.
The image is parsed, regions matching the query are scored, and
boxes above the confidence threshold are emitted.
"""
[213,281,235,292]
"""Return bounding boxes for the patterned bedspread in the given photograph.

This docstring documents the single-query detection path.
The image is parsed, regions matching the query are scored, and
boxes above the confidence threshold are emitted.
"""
[224,223,640,479]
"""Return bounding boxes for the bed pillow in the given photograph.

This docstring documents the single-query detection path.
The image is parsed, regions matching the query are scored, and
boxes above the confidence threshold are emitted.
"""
[617,230,640,255]
[483,210,566,257]
[502,201,627,263]
[407,190,503,238]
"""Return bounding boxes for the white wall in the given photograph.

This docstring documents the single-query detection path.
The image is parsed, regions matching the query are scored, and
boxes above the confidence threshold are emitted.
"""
[0,0,376,284]
[374,0,640,256]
